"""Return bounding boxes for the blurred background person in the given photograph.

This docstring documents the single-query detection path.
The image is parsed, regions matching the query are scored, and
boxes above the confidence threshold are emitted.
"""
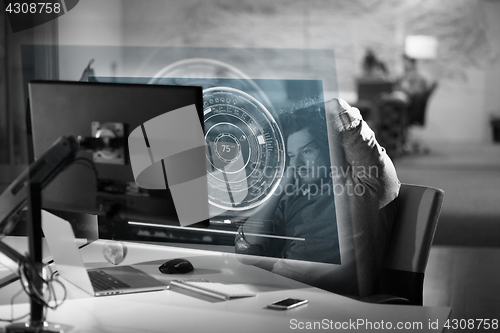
[397,55,428,98]
[361,48,389,80]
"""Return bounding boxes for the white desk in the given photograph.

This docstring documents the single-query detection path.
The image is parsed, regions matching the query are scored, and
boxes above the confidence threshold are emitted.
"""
[0,237,450,333]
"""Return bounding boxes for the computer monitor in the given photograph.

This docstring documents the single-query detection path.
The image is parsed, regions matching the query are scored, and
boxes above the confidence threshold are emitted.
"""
[28,81,208,230]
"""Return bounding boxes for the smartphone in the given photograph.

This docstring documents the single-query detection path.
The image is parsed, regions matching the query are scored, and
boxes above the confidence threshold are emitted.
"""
[267,298,308,310]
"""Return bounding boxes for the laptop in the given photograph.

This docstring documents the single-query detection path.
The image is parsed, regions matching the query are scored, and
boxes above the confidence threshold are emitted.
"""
[41,211,168,296]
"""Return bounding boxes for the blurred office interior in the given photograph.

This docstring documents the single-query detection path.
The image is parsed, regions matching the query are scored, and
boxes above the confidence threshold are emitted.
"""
[1,0,499,321]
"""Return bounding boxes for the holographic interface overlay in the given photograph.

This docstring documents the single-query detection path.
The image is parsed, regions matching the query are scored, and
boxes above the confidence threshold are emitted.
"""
[96,75,341,265]
[17,44,350,266]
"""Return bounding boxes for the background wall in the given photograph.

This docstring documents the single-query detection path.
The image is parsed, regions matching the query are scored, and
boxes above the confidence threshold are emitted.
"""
[3,0,500,165]
[57,0,123,80]
[54,0,500,145]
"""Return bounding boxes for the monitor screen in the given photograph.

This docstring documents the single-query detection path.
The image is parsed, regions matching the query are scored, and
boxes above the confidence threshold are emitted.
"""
[28,80,208,229]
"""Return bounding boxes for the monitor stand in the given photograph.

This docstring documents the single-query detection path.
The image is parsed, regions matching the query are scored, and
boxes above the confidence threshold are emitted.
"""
[6,183,64,333]
[5,322,72,333]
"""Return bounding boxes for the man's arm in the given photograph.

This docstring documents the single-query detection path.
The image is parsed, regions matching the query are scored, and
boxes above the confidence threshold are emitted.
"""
[326,99,400,208]
[326,98,401,297]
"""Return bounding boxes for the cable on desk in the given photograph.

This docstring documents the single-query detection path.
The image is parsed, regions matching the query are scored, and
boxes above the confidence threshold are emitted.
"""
[4,256,68,324]
[0,257,69,325]
[19,256,67,310]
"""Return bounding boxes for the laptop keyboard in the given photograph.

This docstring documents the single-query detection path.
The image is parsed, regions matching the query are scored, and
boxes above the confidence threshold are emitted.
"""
[88,270,131,291]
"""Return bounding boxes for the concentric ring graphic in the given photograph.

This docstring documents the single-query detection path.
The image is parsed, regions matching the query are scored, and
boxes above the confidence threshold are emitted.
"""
[204,87,285,211]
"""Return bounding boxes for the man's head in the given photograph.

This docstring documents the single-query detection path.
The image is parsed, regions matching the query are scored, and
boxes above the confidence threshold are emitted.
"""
[403,55,417,72]
[279,100,331,186]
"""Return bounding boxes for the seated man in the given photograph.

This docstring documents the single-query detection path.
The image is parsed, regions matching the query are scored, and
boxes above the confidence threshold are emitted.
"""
[235,98,400,298]
[398,55,428,98]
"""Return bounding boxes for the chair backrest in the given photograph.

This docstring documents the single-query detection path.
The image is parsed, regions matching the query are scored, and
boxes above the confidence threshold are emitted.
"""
[376,97,408,158]
[408,81,438,126]
[378,183,445,305]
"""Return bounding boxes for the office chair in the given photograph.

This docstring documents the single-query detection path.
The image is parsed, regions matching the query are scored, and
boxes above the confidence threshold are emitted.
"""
[375,96,408,159]
[355,78,394,127]
[407,81,438,127]
[402,82,438,154]
[362,183,445,305]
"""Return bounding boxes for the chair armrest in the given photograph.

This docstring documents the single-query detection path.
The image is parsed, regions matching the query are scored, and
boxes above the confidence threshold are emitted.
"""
[359,294,410,305]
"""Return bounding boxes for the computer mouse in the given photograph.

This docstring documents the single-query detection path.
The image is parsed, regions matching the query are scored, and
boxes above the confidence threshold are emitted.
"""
[158,258,194,274]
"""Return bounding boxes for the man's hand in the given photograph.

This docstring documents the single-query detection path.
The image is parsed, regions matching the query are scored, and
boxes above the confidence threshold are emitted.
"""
[324,98,351,117]
[324,98,362,132]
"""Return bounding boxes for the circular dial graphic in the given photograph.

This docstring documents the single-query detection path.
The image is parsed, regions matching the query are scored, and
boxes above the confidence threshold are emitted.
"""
[204,87,285,211]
